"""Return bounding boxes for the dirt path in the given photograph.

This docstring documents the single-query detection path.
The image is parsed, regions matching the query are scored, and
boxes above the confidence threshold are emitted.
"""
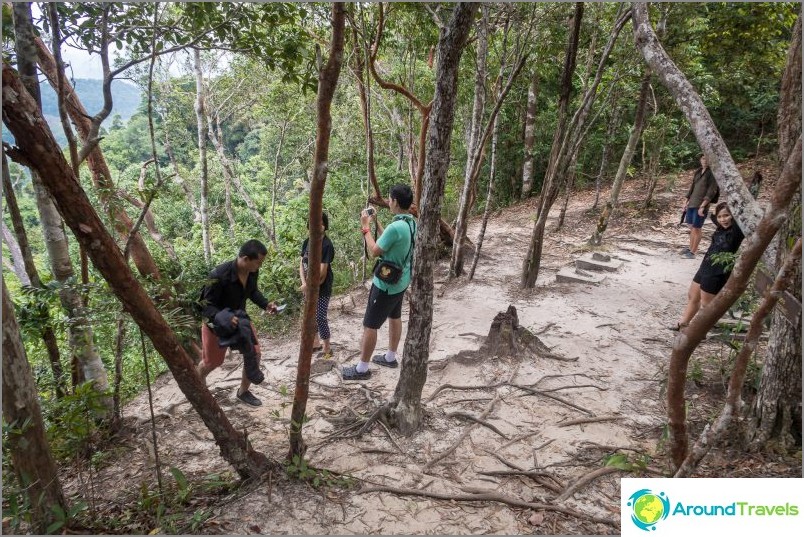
[77,174,797,535]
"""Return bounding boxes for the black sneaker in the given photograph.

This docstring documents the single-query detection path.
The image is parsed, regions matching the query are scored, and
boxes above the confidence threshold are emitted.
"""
[236,390,262,407]
[341,365,372,381]
[371,354,399,368]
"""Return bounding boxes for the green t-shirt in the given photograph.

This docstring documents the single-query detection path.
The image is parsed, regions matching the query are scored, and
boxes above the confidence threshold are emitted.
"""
[374,214,417,295]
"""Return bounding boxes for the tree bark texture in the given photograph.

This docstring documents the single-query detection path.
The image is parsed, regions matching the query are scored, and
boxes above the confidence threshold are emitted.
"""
[521,71,539,199]
[2,221,30,286]
[194,48,213,263]
[664,138,801,469]
[34,38,163,281]
[521,2,584,288]
[14,6,109,403]
[2,280,67,533]
[590,70,651,245]
[2,152,65,397]
[3,63,272,479]
[776,9,802,170]
[389,2,478,436]
[289,3,345,459]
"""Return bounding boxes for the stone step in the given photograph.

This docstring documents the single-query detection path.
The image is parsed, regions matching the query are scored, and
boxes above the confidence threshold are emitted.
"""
[575,252,623,272]
[556,266,607,285]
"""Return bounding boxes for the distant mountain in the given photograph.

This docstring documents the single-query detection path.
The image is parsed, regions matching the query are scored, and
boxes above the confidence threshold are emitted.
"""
[3,78,142,146]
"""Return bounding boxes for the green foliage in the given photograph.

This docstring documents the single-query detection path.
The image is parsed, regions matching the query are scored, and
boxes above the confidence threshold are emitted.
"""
[604,452,650,472]
[710,251,738,272]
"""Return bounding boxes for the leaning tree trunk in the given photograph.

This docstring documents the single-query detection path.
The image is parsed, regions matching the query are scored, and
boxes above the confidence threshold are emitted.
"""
[288,3,345,459]
[590,69,651,245]
[746,9,802,451]
[387,2,477,436]
[521,2,584,288]
[3,63,272,480]
[13,3,109,406]
[194,48,212,263]
[2,152,65,397]
[2,221,30,286]
[468,86,502,281]
[521,71,539,199]
[2,280,67,534]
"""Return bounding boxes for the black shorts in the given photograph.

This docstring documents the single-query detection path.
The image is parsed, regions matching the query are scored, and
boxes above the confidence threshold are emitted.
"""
[363,284,405,329]
[693,269,729,295]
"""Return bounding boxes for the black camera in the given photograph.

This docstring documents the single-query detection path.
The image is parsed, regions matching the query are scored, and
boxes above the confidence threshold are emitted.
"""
[365,207,375,216]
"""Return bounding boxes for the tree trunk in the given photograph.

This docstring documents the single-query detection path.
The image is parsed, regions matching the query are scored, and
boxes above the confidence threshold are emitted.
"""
[451,48,527,278]
[592,103,621,210]
[288,3,345,459]
[3,62,273,479]
[590,70,651,245]
[450,7,488,278]
[162,123,200,221]
[468,86,502,281]
[14,4,109,407]
[194,48,212,263]
[555,153,577,231]
[521,2,584,288]
[387,2,477,436]
[746,9,802,451]
[2,221,30,286]
[2,280,67,534]
[521,71,540,198]
[2,151,65,398]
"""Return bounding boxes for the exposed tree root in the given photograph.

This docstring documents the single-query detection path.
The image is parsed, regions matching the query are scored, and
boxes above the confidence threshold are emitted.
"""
[446,411,509,439]
[555,466,623,502]
[357,484,618,527]
[559,415,624,427]
[423,396,499,472]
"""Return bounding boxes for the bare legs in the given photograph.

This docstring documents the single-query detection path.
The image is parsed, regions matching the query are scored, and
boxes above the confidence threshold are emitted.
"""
[678,281,717,328]
[689,226,702,254]
[359,317,401,363]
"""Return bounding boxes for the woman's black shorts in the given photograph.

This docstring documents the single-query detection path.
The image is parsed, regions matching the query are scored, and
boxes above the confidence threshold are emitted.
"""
[693,269,729,295]
[363,284,405,329]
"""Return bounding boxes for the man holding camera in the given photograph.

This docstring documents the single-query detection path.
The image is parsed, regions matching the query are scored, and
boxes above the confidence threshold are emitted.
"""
[342,184,417,381]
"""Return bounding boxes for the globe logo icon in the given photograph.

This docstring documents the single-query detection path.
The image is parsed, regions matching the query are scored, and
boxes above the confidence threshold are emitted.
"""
[627,489,670,531]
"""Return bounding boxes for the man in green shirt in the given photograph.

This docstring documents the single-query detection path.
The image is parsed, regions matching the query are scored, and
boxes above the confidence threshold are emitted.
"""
[342,184,417,380]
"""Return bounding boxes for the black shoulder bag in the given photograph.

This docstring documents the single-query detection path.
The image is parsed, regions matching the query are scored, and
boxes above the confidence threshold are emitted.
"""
[373,219,415,285]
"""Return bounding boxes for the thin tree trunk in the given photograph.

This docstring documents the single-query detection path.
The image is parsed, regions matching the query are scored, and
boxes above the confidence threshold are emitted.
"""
[270,121,288,247]
[451,50,527,277]
[387,2,477,436]
[112,314,126,426]
[288,3,345,459]
[14,4,110,408]
[590,70,651,245]
[521,71,540,199]
[450,8,488,278]
[643,121,666,209]
[3,63,273,479]
[116,190,179,263]
[592,104,621,210]
[162,122,200,221]
[194,48,212,263]
[207,112,273,241]
[555,154,577,231]
[2,152,65,397]
[521,3,584,288]
[468,86,502,281]
[2,280,67,534]
[2,221,30,286]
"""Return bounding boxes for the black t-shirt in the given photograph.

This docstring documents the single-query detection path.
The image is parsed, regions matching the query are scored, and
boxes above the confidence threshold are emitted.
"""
[301,235,335,296]
[200,259,269,323]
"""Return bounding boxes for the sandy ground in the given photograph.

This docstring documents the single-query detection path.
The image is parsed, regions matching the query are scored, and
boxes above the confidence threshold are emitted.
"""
[68,173,799,535]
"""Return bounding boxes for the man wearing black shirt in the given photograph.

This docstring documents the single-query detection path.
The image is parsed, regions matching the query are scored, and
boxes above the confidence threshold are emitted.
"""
[199,239,277,406]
